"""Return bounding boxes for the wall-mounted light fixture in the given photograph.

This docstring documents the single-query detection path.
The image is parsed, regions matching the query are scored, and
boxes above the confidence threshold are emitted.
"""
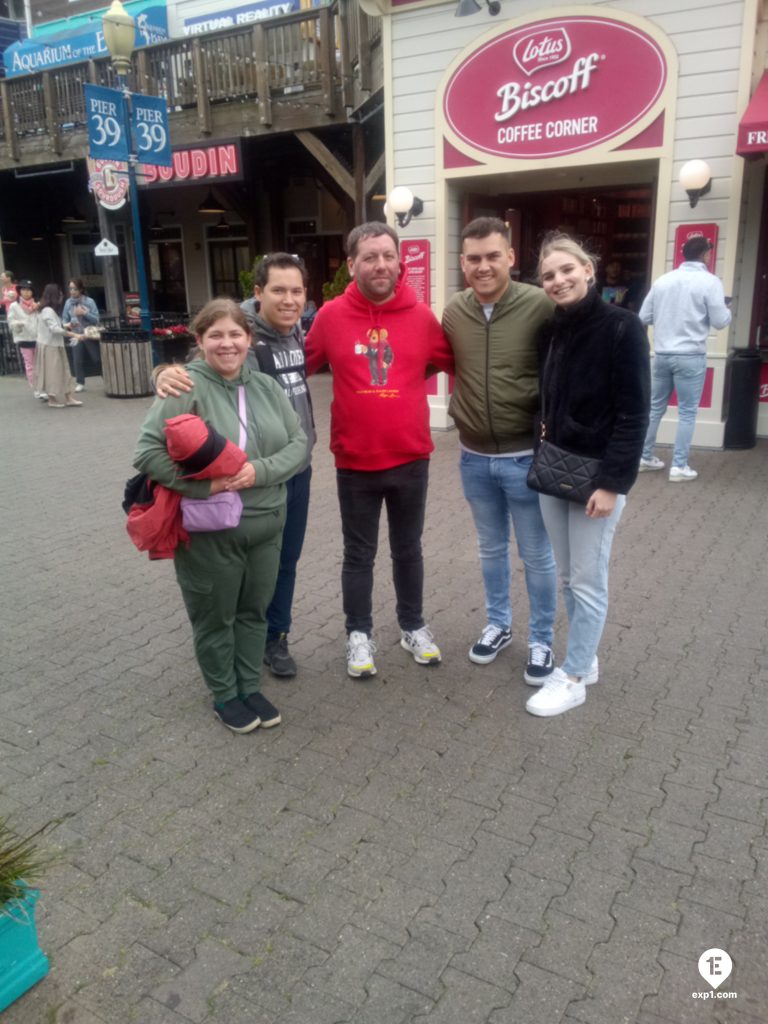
[198,190,227,214]
[679,160,712,208]
[455,0,500,16]
[387,186,423,229]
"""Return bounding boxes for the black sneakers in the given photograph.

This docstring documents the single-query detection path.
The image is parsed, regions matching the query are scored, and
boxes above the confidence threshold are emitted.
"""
[469,624,512,664]
[243,691,282,728]
[264,633,297,678]
[214,697,261,733]
[524,642,555,684]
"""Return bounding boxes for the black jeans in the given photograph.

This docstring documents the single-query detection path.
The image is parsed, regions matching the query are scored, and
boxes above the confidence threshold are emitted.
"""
[336,459,429,635]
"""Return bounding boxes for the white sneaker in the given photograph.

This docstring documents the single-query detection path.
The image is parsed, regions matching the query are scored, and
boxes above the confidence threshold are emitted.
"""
[401,626,442,665]
[526,667,586,717]
[75,383,85,392]
[669,465,697,482]
[639,456,665,472]
[37,392,48,401]
[582,657,599,685]
[346,631,377,678]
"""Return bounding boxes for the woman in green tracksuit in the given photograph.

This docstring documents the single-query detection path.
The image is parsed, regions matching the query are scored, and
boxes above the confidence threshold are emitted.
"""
[134,299,306,734]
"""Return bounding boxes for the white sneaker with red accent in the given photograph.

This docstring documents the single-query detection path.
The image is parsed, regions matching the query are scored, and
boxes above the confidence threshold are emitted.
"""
[526,667,586,717]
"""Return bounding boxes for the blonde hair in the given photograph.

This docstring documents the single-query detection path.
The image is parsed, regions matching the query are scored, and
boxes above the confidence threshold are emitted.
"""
[537,232,598,282]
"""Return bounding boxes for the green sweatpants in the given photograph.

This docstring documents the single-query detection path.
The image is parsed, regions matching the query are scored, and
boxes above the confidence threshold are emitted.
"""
[174,507,285,703]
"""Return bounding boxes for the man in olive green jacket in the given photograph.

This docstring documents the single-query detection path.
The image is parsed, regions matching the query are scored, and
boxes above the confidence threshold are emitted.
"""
[442,217,557,684]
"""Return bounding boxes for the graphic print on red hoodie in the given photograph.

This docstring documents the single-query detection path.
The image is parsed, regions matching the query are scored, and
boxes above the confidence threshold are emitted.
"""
[306,269,454,471]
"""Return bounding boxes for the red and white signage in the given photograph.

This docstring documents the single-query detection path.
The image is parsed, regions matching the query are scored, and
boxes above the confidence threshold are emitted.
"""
[402,239,430,306]
[87,157,129,210]
[443,16,667,160]
[673,224,719,271]
[138,142,242,186]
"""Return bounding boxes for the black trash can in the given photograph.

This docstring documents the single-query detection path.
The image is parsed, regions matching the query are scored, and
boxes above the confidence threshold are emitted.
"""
[723,348,761,449]
[99,329,154,398]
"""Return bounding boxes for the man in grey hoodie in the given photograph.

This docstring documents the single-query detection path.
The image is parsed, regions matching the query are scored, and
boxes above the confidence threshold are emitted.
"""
[155,253,315,679]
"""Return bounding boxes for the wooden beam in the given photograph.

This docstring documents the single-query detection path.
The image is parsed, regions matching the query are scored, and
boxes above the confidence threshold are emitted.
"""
[253,25,272,127]
[42,73,62,156]
[364,151,385,195]
[0,82,19,162]
[192,40,211,135]
[353,122,365,223]
[295,129,354,199]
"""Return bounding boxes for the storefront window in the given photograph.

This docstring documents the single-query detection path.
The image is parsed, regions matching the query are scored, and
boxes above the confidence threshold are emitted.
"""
[207,223,249,301]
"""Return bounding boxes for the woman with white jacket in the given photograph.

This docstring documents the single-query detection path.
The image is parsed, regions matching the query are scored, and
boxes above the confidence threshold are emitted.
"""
[7,280,44,399]
[35,283,82,408]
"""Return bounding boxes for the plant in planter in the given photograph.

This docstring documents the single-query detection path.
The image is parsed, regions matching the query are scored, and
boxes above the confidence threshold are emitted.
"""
[0,818,50,1013]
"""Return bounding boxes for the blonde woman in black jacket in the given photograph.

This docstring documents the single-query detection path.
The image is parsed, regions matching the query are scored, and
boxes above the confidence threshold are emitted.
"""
[526,234,650,719]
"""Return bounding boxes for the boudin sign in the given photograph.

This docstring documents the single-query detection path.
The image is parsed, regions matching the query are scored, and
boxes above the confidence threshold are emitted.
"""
[443,14,668,160]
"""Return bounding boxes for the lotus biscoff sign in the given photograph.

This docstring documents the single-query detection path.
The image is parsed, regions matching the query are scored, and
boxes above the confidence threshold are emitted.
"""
[443,16,668,160]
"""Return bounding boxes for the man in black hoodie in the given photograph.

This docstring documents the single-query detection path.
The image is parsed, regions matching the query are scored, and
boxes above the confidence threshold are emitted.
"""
[154,253,315,679]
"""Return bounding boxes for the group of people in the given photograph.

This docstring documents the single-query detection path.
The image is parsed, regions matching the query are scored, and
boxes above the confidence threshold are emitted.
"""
[2,272,101,407]
[132,217,729,734]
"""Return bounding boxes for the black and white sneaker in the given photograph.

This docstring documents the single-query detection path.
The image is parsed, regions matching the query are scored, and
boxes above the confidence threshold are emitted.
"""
[243,691,282,728]
[469,624,512,665]
[524,643,555,684]
[214,697,261,733]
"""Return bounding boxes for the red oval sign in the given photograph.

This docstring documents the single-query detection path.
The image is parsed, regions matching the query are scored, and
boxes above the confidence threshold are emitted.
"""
[444,16,667,160]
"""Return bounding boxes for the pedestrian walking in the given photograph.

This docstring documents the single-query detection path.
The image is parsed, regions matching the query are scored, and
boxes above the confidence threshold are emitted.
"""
[638,236,731,481]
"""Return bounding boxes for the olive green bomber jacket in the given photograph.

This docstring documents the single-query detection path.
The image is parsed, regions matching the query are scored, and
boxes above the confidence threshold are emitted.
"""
[442,282,554,453]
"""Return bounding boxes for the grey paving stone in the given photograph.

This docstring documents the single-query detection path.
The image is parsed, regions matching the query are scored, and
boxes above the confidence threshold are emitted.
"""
[342,972,435,1024]
[302,922,402,1005]
[614,859,688,924]
[411,965,511,1023]
[489,961,585,1024]
[377,921,471,999]
[150,937,253,1023]
[3,380,768,1024]
[486,866,567,932]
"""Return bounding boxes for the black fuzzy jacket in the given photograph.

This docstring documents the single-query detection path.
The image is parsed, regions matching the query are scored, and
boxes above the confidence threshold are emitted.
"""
[539,287,650,495]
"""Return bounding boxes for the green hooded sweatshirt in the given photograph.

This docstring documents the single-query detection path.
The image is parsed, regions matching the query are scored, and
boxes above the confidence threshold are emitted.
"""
[134,360,306,515]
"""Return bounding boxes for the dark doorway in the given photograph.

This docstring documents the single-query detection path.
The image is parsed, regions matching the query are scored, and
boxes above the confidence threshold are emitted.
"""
[464,182,655,309]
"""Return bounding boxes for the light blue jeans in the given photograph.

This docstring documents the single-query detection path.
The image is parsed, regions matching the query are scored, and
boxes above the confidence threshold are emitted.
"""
[642,353,707,468]
[538,493,625,678]
[460,451,557,645]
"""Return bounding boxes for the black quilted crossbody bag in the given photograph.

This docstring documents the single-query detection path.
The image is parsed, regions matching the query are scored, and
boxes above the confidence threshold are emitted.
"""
[526,347,602,505]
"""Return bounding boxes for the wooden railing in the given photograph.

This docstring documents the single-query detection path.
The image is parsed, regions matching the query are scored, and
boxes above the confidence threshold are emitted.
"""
[0,0,381,162]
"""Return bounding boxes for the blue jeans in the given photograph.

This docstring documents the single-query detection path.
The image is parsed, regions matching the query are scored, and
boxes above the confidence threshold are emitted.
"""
[460,451,557,645]
[538,494,625,678]
[266,465,312,638]
[642,353,707,468]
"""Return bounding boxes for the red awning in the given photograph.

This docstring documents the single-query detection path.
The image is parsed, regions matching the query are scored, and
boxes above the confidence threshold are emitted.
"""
[737,73,768,157]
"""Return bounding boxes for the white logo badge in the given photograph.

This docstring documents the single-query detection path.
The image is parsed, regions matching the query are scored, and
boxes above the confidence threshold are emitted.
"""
[698,948,732,990]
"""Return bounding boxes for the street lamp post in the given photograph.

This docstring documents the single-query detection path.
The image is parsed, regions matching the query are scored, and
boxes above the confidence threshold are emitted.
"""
[102,0,152,332]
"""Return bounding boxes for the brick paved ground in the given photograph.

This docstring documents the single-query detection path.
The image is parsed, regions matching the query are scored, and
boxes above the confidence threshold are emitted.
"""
[1,370,766,1024]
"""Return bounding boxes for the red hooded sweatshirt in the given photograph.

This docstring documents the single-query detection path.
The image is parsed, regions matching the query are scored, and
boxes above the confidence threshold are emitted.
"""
[305,270,454,470]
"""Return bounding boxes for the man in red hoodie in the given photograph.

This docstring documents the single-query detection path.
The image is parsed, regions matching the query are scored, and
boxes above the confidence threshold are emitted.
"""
[306,222,454,679]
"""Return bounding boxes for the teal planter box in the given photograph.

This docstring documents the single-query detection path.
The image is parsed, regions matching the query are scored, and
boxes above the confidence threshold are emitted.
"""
[0,889,49,1012]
